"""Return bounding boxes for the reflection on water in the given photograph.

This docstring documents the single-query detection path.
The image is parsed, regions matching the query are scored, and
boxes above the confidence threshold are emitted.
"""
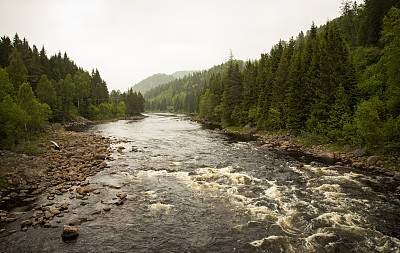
[1,113,400,252]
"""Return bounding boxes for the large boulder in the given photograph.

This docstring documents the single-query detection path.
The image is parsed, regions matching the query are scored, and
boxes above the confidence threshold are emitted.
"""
[366,156,379,165]
[353,149,366,157]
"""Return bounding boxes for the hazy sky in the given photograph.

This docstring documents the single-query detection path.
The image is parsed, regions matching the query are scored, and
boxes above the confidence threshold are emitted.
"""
[0,0,343,92]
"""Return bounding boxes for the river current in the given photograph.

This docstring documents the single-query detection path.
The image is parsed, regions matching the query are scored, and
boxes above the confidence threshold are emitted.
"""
[1,113,400,252]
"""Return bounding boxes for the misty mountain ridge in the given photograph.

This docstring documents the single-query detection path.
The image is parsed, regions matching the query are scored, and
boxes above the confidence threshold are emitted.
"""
[132,71,195,94]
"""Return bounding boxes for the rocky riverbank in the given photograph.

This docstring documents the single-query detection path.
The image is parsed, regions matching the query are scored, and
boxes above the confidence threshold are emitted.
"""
[0,128,111,230]
[198,119,400,186]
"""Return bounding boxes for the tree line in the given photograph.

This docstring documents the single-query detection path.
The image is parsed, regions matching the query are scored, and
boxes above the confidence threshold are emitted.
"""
[145,0,400,153]
[0,34,145,148]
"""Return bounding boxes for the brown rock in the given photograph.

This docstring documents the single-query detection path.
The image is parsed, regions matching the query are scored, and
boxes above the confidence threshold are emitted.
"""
[20,220,32,227]
[367,156,380,165]
[5,217,17,223]
[115,199,124,205]
[352,162,365,168]
[116,192,127,199]
[44,211,53,219]
[103,206,111,212]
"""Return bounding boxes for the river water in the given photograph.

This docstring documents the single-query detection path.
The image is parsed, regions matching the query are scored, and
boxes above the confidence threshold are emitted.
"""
[1,113,400,252]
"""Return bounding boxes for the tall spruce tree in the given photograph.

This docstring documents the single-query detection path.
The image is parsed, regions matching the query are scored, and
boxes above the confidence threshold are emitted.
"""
[220,52,243,126]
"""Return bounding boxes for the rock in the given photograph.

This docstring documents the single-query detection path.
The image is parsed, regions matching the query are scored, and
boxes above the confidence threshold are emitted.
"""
[51,209,61,215]
[116,192,127,199]
[317,151,335,162]
[103,206,111,212]
[366,156,380,165]
[244,124,252,131]
[115,199,124,205]
[44,211,53,219]
[8,229,17,234]
[352,162,365,168]
[344,145,351,153]
[393,172,400,181]
[262,144,274,149]
[20,220,32,227]
[353,149,366,157]
[62,225,79,240]
[249,127,258,134]
[43,221,51,228]
[5,217,17,223]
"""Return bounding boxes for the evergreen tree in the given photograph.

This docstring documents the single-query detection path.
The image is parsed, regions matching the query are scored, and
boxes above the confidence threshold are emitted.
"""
[6,48,28,91]
[0,36,12,68]
[0,68,14,99]
[27,45,43,90]
[221,52,243,126]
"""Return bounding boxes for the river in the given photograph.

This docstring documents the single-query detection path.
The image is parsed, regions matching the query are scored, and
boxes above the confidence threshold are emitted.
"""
[1,113,400,252]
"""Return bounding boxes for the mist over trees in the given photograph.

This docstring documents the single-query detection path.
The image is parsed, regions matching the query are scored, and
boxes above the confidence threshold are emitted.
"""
[145,0,400,153]
[0,34,145,148]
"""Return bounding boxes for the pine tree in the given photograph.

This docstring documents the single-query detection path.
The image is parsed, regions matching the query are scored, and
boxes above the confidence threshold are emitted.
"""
[27,45,43,90]
[0,68,14,99]
[220,52,243,126]
[6,48,28,91]
[0,36,12,68]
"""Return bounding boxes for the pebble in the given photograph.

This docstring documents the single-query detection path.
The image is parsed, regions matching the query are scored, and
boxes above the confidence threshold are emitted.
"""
[103,206,111,212]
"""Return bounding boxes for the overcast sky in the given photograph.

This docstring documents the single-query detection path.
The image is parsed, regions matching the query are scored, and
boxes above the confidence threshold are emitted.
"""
[0,0,343,92]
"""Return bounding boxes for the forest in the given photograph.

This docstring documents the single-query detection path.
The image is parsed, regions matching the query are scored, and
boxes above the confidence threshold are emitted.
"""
[0,34,145,149]
[145,0,400,153]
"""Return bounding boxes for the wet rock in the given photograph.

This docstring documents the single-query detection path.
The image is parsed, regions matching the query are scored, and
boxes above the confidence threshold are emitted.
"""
[352,162,365,168]
[367,156,380,165]
[103,206,111,212]
[116,192,127,199]
[44,211,53,219]
[262,144,274,149]
[353,149,366,157]
[115,199,124,205]
[4,217,17,223]
[23,196,37,202]
[51,209,61,216]
[20,220,32,227]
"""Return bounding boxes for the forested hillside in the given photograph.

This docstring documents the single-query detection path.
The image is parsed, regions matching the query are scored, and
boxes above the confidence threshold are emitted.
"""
[0,34,145,149]
[145,0,400,153]
[145,61,243,112]
[132,73,176,94]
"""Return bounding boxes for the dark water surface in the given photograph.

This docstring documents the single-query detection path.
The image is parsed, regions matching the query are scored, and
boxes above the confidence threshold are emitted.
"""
[1,113,400,252]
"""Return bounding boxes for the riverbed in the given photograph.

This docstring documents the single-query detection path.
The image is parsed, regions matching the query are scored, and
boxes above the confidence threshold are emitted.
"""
[1,113,400,252]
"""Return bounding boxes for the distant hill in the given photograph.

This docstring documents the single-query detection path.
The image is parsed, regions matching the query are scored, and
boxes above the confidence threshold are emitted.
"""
[131,73,176,94]
[132,71,196,94]
[171,70,195,79]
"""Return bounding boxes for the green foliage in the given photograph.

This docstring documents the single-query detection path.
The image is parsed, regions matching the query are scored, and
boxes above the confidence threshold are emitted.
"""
[6,48,28,90]
[18,82,51,134]
[0,68,14,99]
